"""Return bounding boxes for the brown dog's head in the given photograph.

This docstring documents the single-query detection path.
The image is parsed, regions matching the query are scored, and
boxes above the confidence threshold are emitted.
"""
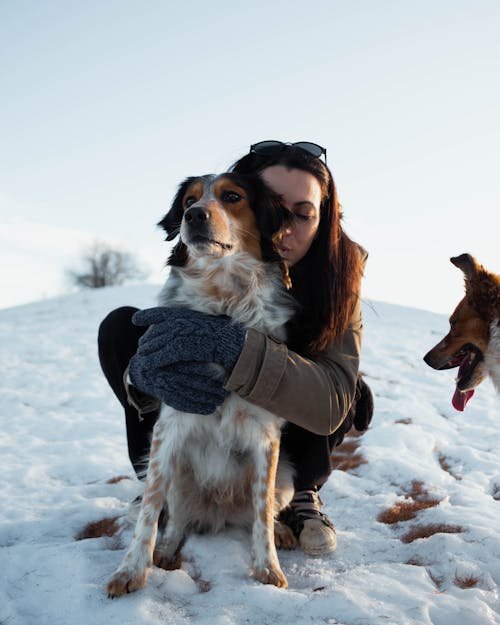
[423,253,500,410]
[158,173,293,275]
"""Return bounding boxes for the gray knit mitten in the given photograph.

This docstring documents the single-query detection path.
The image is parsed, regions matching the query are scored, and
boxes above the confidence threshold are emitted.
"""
[128,307,246,415]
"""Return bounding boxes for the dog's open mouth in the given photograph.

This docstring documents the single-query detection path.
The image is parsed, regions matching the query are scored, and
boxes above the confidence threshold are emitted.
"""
[189,235,233,251]
[448,344,484,411]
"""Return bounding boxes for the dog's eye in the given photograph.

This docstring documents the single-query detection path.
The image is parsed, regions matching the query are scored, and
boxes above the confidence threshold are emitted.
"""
[185,196,197,208]
[222,191,242,203]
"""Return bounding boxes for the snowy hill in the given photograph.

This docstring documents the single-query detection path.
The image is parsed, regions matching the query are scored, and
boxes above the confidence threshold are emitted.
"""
[0,286,498,625]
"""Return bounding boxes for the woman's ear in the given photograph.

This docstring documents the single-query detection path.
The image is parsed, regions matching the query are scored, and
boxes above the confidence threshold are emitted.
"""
[157,177,197,241]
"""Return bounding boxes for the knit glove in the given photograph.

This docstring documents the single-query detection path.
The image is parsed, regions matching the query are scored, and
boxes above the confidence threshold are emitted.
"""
[128,307,246,415]
[129,360,230,415]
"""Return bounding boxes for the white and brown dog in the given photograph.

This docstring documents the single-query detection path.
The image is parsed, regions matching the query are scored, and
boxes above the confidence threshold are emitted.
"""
[107,173,298,598]
[424,254,500,410]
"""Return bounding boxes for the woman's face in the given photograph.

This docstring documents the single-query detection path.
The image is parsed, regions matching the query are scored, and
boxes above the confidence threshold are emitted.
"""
[260,165,322,266]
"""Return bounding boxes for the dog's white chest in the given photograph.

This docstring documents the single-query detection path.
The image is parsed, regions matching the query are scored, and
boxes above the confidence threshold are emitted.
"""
[159,394,283,488]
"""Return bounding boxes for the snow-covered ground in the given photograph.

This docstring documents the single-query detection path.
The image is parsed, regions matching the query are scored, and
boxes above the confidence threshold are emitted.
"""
[1,285,498,625]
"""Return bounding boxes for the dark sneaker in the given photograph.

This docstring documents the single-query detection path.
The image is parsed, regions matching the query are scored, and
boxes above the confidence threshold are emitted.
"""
[280,489,336,556]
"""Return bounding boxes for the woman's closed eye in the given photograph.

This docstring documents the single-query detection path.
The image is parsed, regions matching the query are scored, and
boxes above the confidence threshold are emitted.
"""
[294,213,314,222]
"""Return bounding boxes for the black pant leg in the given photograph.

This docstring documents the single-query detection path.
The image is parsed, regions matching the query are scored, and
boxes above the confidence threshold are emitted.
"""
[280,424,333,491]
[280,376,374,491]
[97,306,158,477]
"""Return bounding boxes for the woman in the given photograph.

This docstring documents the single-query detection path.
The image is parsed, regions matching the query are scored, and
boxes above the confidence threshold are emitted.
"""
[98,140,373,557]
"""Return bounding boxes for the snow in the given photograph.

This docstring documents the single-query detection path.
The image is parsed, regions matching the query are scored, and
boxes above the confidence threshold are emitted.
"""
[1,285,498,625]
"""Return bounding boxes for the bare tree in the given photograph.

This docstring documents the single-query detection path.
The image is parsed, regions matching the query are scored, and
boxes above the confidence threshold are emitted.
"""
[67,240,148,289]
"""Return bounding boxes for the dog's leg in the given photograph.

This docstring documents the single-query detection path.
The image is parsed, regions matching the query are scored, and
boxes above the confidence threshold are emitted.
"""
[153,475,189,570]
[251,437,288,588]
[273,461,297,550]
[106,420,170,598]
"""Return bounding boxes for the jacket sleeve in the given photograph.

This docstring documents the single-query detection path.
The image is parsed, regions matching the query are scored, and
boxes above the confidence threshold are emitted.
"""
[224,296,363,436]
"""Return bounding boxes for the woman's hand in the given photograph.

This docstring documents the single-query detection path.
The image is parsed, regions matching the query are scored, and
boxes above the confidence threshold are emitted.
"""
[128,307,246,415]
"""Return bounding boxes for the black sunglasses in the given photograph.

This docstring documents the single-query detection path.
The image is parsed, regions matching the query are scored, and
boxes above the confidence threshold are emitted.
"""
[250,140,327,164]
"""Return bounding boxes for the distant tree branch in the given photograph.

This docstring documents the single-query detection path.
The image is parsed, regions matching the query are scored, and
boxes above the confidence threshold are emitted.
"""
[67,240,148,289]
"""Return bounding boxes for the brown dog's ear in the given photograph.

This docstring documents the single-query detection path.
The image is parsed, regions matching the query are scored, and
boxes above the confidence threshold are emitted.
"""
[243,174,294,257]
[451,254,500,317]
[450,253,480,279]
[167,241,189,267]
[243,173,294,289]
[157,177,198,242]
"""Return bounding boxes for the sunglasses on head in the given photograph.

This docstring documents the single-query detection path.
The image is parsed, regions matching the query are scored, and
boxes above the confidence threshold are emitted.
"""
[250,140,327,164]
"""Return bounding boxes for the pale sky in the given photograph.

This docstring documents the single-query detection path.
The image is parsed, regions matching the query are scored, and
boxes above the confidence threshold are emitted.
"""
[1,0,499,313]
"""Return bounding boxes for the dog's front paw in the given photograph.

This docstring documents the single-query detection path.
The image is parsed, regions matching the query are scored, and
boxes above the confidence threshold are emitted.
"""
[106,567,149,598]
[252,563,288,589]
[274,520,297,550]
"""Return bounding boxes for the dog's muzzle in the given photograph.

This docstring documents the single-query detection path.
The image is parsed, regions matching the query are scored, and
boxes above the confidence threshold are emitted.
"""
[183,205,233,251]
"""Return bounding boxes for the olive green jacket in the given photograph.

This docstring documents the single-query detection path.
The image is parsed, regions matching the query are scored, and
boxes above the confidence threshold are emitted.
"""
[224,294,363,436]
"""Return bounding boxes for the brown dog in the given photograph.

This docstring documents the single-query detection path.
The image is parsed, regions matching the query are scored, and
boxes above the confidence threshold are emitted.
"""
[424,254,500,411]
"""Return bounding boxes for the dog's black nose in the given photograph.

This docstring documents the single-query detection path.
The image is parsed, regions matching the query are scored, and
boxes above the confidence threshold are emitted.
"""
[184,206,210,225]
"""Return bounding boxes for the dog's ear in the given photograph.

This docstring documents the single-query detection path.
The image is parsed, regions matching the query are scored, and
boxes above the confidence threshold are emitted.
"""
[158,177,197,242]
[451,253,481,279]
[157,177,196,267]
[244,174,293,288]
[245,174,294,255]
[452,254,500,317]
[167,241,189,267]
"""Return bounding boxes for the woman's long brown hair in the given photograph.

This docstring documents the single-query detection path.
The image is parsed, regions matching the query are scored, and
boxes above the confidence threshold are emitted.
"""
[231,148,365,355]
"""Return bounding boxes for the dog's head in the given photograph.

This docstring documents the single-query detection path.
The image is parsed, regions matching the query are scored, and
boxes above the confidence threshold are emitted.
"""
[423,253,500,410]
[158,173,293,272]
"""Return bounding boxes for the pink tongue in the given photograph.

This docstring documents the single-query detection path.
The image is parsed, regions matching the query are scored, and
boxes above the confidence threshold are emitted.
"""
[452,387,475,411]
